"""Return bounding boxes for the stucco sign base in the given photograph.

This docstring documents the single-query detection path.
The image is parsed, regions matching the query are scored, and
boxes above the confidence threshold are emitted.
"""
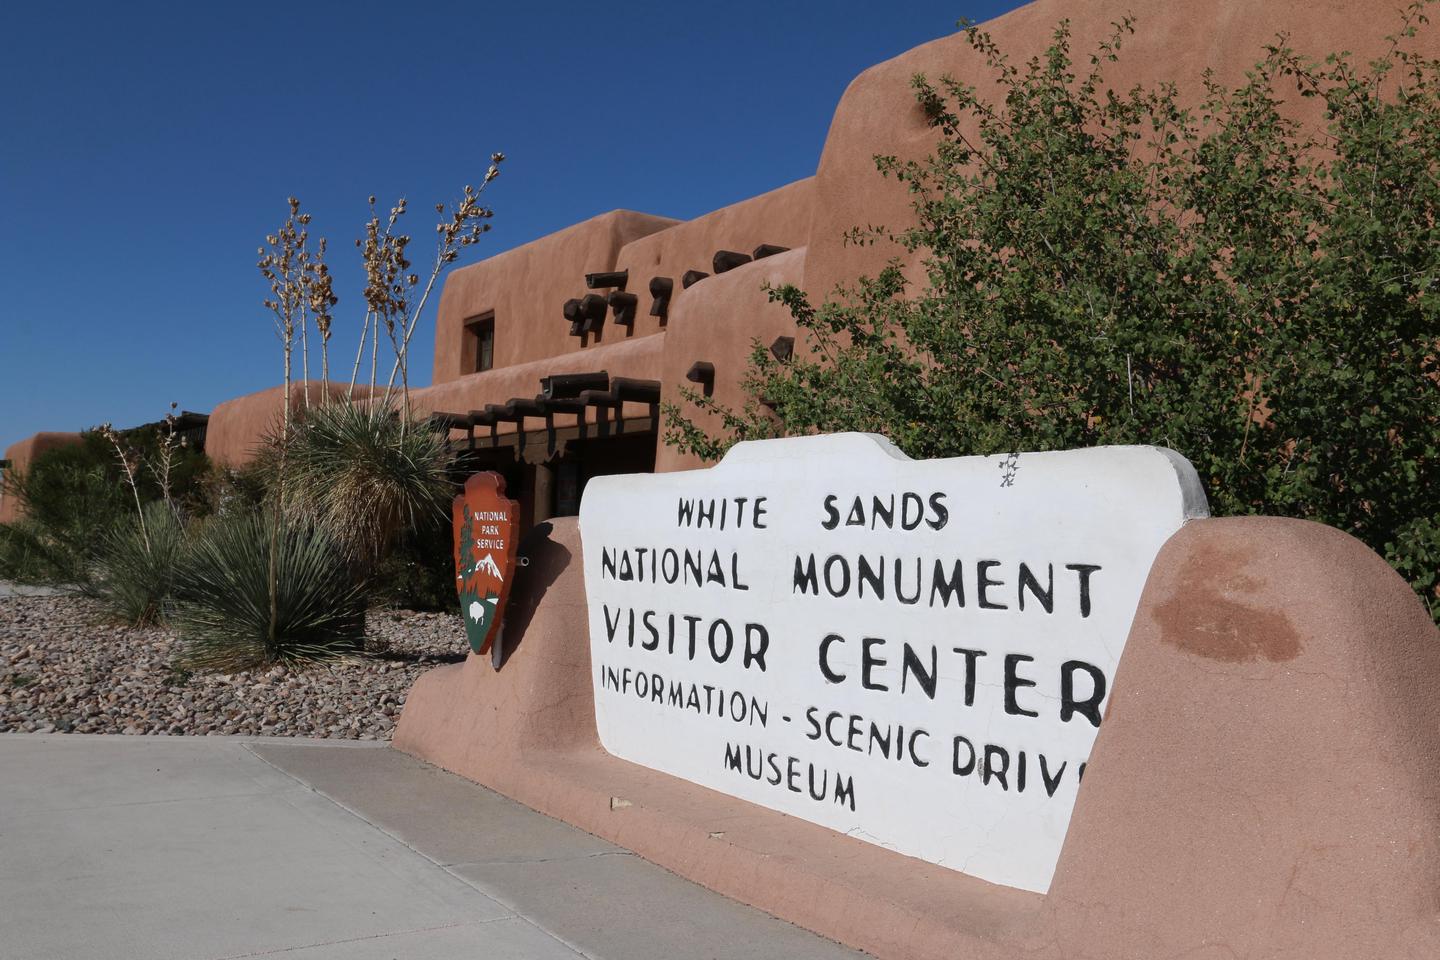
[394,516,1440,960]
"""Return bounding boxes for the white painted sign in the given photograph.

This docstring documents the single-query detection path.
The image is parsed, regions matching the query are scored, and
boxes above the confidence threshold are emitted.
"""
[579,434,1207,893]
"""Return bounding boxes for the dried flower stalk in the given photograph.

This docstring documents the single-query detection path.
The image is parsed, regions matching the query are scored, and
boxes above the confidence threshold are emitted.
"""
[96,421,150,551]
[343,154,504,420]
[257,198,336,441]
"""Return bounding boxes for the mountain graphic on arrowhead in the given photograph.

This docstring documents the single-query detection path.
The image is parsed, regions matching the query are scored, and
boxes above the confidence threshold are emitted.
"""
[473,553,504,580]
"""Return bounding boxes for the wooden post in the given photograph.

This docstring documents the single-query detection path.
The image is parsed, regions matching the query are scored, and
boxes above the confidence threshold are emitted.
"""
[532,459,556,524]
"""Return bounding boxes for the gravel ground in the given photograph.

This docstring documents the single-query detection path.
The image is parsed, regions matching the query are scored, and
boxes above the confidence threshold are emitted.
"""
[0,594,466,739]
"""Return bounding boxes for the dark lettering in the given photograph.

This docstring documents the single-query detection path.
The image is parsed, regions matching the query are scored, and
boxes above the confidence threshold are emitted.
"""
[894,557,921,604]
[861,637,888,691]
[1066,563,1101,617]
[952,647,988,706]
[708,619,734,662]
[684,550,703,584]
[1060,660,1106,727]
[834,775,856,811]
[930,559,965,608]
[978,560,1007,609]
[743,622,769,671]
[1018,562,1054,613]
[819,634,847,683]
[901,644,938,699]
[1039,754,1067,797]
[952,735,977,776]
[909,729,931,767]
[857,554,885,600]
[871,494,894,529]
[926,492,949,530]
[804,707,821,741]
[983,744,1010,790]
[900,492,924,530]
[1004,653,1040,718]
[793,555,818,595]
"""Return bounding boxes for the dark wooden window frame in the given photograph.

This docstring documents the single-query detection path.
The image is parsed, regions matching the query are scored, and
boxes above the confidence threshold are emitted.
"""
[466,311,495,373]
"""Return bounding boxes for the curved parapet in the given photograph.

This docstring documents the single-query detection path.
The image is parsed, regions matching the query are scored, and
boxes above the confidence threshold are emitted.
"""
[1044,516,1440,959]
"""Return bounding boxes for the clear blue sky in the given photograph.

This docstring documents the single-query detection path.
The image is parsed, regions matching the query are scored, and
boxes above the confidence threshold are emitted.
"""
[0,0,1024,451]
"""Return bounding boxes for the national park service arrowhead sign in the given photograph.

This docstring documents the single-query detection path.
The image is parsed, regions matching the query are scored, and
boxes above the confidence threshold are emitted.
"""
[579,433,1209,894]
[453,472,520,656]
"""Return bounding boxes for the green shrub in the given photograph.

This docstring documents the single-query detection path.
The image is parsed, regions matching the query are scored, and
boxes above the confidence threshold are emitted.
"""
[0,517,76,585]
[665,7,1440,624]
[285,401,451,565]
[0,427,212,588]
[370,511,457,612]
[170,512,366,671]
[0,458,130,587]
[91,503,187,626]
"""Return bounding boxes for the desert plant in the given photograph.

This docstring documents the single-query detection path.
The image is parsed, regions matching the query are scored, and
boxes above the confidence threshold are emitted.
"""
[145,404,191,517]
[257,198,337,439]
[248,166,502,627]
[284,400,451,565]
[0,517,78,585]
[0,414,213,589]
[371,509,460,611]
[256,162,504,425]
[170,512,366,671]
[348,156,504,417]
[91,502,186,626]
[665,6,1440,623]
[0,448,136,586]
[95,423,152,547]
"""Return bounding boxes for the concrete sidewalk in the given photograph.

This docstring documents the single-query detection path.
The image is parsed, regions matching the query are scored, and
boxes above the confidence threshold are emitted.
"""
[0,734,866,960]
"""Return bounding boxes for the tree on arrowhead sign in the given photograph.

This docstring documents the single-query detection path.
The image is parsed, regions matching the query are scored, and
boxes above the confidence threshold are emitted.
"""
[452,472,520,656]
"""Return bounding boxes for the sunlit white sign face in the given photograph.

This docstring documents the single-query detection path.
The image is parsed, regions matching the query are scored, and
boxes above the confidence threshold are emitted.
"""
[579,434,1207,893]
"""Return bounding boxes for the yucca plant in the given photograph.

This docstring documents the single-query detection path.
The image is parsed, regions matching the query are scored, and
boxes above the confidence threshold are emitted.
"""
[170,512,365,671]
[285,400,451,566]
[91,502,186,626]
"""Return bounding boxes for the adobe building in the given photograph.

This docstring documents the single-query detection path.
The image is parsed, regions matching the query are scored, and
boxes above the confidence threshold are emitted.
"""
[204,0,1431,530]
[10,0,1433,531]
[6,4,1438,957]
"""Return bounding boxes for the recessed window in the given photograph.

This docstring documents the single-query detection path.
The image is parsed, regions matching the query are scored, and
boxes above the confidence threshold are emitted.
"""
[466,312,495,373]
